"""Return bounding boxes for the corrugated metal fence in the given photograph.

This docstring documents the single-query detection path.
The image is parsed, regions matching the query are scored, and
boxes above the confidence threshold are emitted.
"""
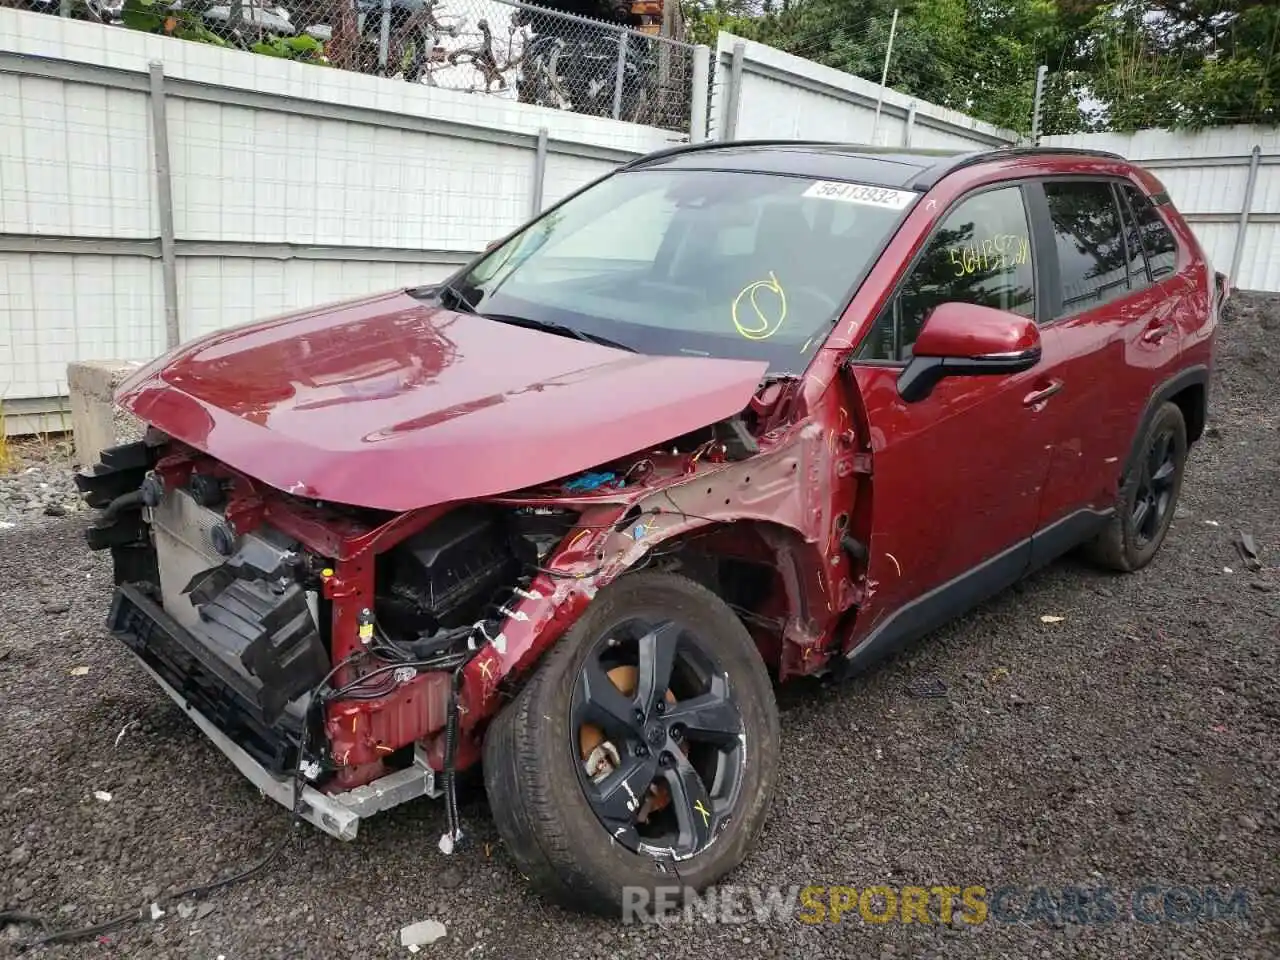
[1043,128,1280,293]
[709,34,1018,150]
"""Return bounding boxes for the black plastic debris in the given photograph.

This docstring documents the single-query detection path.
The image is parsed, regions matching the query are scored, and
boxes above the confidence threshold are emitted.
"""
[1235,530,1262,572]
[907,677,948,699]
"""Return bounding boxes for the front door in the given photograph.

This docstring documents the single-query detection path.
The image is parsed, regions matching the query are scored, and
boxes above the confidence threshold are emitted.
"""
[843,183,1059,663]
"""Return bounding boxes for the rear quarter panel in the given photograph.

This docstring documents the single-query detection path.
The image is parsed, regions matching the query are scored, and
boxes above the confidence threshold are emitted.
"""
[1157,180,1218,382]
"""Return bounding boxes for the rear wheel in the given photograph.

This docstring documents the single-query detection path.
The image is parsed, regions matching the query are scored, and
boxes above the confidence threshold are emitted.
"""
[482,571,780,916]
[1083,401,1188,572]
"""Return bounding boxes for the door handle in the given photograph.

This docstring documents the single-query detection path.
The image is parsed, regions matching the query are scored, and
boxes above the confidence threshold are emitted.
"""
[1023,379,1063,407]
[1142,320,1175,344]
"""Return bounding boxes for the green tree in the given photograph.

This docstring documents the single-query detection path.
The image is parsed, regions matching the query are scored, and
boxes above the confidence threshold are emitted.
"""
[1063,0,1280,131]
[684,0,1280,134]
[685,0,1068,132]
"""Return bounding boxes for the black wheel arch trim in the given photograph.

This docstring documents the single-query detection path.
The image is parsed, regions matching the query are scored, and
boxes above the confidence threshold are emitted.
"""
[1121,365,1208,484]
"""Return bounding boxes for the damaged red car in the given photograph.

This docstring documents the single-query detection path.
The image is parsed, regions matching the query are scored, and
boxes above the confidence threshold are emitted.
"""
[80,141,1223,915]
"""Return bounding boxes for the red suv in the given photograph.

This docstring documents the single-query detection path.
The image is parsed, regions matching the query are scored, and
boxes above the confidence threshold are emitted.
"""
[79,142,1222,915]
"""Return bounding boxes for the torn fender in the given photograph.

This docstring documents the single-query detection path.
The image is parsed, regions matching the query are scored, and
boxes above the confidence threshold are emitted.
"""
[457,422,865,720]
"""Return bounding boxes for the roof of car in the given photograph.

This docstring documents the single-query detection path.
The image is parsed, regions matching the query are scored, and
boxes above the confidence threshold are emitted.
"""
[623,141,1127,191]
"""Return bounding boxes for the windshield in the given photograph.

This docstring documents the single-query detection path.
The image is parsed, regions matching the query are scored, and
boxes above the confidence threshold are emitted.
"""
[446,168,918,373]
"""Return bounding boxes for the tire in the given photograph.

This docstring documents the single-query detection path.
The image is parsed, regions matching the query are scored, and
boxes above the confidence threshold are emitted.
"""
[482,571,780,916]
[1083,401,1188,572]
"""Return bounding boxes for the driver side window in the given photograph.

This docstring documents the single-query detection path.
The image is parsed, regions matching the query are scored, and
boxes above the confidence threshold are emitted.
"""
[857,186,1037,361]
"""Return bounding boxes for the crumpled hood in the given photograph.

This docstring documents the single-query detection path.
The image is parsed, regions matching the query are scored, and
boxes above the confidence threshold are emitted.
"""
[117,290,768,511]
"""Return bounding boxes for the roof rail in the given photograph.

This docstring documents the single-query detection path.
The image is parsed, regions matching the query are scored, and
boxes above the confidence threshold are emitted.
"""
[909,145,1129,188]
[621,139,978,170]
[993,145,1126,162]
[622,140,1129,186]
[620,139,849,170]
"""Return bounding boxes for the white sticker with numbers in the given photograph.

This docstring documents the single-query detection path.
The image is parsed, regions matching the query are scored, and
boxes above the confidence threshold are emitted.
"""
[802,180,916,209]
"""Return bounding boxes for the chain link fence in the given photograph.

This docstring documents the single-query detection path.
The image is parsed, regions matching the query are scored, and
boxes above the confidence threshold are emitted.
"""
[6,0,696,132]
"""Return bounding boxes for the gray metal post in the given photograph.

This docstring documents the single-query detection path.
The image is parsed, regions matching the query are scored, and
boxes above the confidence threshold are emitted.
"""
[1229,145,1263,286]
[689,44,710,143]
[870,8,899,145]
[530,127,548,218]
[612,32,629,120]
[1030,65,1048,145]
[903,100,916,148]
[378,0,393,71]
[148,61,181,350]
[722,41,746,141]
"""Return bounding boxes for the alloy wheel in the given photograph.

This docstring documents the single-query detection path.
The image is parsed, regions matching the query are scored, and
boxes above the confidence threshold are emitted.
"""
[570,618,746,862]
[1132,425,1179,547]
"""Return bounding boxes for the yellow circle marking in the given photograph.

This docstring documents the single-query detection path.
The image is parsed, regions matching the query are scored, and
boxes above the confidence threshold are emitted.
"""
[732,271,787,341]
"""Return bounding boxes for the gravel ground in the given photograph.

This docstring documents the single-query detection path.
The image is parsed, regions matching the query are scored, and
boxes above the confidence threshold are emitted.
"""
[1,296,1277,959]
[0,437,81,530]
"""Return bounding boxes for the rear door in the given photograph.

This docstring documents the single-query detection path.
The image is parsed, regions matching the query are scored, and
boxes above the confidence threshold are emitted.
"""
[1026,177,1185,561]
[843,183,1059,653]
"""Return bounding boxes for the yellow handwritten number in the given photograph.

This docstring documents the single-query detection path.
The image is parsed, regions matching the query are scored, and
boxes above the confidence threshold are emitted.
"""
[947,233,1029,276]
[732,271,788,340]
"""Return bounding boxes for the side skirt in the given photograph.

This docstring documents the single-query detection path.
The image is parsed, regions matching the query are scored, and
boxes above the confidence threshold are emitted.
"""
[834,508,1113,679]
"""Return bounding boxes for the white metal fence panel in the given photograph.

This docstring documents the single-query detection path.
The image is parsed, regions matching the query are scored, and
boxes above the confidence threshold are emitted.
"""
[3,254,165,406]
[708,34,1018,151]
[1043,127,1280,293]
[0,7,680,412]
[0,75,157,238]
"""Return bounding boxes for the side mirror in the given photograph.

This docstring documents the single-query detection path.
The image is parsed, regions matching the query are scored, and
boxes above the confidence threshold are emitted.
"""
[897,301,1042,403]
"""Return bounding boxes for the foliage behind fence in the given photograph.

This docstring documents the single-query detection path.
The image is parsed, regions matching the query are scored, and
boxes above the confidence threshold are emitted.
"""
[6,0,696,131]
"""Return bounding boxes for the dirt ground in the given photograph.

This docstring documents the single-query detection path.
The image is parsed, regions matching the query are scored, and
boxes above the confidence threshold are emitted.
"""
[1,295,1277,959]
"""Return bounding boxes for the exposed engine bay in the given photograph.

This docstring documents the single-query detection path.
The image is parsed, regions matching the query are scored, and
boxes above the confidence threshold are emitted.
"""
[373,504,563,657]
[90,438,581,767]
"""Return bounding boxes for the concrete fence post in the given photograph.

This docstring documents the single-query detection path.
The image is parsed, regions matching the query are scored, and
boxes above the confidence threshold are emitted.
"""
[903,101,917,148]
[1230,145,1263,285]
[1030,65,1048,145]
[148,61,180,350]
[378,0,393,70]
[689,44,710,143]
[722,41,746,141]
[612,31,629,121]
[530,127,548,218]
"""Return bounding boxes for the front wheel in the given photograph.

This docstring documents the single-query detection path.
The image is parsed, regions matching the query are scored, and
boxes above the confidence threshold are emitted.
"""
[482,571,780,916]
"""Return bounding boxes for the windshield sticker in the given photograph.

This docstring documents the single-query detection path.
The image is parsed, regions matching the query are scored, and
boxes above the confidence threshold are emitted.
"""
[732,272,788,341]
[802,181,915,209]
[947,233,1030,276]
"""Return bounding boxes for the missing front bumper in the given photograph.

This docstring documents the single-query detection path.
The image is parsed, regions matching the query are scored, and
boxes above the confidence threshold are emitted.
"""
[109,585,442,841]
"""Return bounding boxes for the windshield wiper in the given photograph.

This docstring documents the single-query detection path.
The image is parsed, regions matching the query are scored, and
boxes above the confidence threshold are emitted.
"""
[436,280,479,314]
[413,286,636,353]
[482,314,637,353]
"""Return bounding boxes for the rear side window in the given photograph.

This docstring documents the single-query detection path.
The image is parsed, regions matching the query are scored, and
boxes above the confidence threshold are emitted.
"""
[1120,183,1178,280]
[1043,180,1132,317]
[856,185,1036,361]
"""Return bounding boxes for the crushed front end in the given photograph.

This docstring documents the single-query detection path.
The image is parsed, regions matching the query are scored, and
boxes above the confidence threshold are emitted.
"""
[78,431,579,843]
[77,355,862,847]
